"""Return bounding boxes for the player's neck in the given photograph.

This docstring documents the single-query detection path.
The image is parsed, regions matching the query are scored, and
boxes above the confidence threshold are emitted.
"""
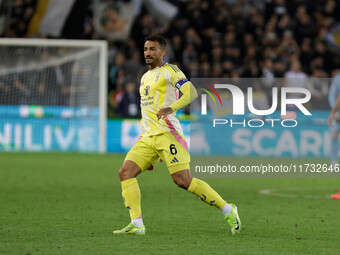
[148,59,164,70]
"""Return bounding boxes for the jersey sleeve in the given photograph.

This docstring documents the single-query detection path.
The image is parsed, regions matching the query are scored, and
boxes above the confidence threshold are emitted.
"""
[169,82,198,112]
[166,64,189,90]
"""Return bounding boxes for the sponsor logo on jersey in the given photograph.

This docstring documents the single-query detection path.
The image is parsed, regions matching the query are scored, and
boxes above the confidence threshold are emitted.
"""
[144,85,150,96]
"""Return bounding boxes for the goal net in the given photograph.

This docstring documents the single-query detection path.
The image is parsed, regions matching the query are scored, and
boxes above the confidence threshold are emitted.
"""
[0,39,107,153]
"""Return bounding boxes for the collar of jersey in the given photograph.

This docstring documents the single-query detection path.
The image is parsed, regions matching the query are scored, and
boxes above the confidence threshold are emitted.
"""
[158,61,166,67]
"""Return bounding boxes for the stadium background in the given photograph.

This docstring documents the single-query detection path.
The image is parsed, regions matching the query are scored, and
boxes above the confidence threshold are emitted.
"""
[1,0,340,155]
[1,1,340,255]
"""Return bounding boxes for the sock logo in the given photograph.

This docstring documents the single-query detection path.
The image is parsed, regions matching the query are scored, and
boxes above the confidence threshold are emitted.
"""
[209,200,215,206]
[200,194,215,206]
[170,157,179,163]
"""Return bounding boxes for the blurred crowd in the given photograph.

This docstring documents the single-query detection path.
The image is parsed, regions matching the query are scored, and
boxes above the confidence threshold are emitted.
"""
[4,0,37,38]
[2,0,340,117]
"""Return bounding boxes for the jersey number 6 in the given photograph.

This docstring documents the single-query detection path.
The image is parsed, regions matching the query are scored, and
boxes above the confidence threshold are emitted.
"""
[170,144,177,155]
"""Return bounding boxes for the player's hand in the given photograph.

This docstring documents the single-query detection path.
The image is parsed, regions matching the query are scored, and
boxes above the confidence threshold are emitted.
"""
[156,107,174,120]
[328,112,334,127]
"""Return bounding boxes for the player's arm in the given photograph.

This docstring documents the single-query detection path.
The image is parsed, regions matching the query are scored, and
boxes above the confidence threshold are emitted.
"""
[157,81,198,120]
[328,94,340,127]
[157,65,198,120]
[169,82,198,111]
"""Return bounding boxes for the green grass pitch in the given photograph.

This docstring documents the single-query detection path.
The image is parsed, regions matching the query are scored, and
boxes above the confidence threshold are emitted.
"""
[1,152,340,255]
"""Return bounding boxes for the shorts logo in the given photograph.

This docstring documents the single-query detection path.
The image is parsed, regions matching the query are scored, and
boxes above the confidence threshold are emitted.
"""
[144,85,150,96]
[170,157,179,163]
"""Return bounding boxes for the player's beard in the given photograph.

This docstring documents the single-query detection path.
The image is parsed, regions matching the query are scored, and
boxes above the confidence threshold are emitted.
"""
[145,57,154,66]
[146,57,162,68]
[145,54,162,68]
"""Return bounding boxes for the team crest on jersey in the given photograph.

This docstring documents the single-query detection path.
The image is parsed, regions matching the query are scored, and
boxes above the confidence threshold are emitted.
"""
[154,73,161,82]
[144,85,150,96]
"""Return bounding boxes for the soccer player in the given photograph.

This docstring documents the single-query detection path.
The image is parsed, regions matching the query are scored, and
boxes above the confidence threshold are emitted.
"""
[327,73,340,199]
[113,35,241,235]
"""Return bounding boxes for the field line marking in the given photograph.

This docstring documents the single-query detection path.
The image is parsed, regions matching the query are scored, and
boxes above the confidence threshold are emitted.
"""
[259,187,333,199]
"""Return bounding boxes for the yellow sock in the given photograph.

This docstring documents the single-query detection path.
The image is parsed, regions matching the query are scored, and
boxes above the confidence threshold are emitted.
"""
[187,178,226,210]
[121,178,141,220]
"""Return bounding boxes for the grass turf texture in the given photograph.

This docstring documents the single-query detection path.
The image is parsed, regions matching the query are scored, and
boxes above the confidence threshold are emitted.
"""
[1,153,340,255]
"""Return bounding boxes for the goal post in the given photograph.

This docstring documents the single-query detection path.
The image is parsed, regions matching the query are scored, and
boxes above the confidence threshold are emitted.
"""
[0,38,108,153]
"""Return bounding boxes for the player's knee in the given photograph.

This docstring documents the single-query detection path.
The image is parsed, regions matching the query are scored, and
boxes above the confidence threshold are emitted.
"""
[172,175,192,189]
[118,160,142,181]
[119,166,131,181]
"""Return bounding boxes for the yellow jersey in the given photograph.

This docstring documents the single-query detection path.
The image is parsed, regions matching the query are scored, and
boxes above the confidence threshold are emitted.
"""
[139,62,189,136]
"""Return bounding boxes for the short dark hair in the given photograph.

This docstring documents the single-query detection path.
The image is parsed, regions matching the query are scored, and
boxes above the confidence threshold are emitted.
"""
[145,34,166,49]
